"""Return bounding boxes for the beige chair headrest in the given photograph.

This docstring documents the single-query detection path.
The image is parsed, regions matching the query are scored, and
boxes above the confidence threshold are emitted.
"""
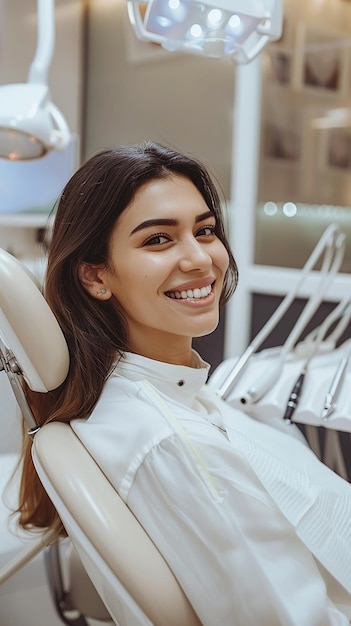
[0,248,69,392]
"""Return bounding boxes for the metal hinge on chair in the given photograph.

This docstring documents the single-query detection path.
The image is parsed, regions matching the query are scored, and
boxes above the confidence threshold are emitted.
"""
[0,338,40,436]
[45,542,90,626]
[44,541,112,626]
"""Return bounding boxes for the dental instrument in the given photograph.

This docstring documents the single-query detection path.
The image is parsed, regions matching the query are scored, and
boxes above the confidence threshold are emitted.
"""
[321,342,351,420]
[217,224,346,403]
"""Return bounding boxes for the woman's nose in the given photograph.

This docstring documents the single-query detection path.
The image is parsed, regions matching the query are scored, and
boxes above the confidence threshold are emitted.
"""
[178,237,212,272]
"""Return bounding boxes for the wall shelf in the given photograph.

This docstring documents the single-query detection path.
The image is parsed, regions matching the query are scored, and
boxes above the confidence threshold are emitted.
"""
[0,213,52,228]
[0,214,52,271]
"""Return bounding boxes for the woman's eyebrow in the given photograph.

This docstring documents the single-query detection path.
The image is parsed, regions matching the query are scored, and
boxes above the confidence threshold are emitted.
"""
[129,210,215,236]
[130,218,176,236]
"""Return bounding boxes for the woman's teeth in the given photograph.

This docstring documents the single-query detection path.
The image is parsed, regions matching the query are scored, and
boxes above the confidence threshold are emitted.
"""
[167,285,212,300]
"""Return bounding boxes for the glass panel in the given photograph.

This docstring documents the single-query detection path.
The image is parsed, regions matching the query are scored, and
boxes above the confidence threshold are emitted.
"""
[255,0,351,273]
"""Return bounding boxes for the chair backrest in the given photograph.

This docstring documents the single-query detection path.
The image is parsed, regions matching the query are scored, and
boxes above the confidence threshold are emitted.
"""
[0,248,69,394]
[0,247,201,626]
[33,422,200,626]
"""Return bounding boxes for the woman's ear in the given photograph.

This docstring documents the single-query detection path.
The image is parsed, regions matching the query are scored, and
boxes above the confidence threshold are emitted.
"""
[78,263,111,300]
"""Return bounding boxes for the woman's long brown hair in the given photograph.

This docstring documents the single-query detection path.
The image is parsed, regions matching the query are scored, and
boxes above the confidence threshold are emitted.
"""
[17,141,238,534]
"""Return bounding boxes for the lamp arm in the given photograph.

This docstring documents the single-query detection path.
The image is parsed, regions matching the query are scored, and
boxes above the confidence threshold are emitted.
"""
[47,102,72,149]
[27,0,55,85]
[241,35,270,63]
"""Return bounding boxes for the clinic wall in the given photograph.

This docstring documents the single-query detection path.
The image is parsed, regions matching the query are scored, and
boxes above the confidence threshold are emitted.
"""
[83,0,351,202]
[0,0,235,197]
[83,0,236,198]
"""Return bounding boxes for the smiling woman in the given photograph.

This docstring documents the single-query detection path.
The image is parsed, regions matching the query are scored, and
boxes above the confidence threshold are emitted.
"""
[78,175,229,364]
[16,142,351,625]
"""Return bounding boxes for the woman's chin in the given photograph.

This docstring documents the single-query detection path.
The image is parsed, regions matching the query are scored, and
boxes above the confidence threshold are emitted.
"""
[192,318,220,339]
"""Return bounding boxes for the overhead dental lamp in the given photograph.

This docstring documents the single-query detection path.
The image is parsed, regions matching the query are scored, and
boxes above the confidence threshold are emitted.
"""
[0,0,71,161]
[127,0,283,61]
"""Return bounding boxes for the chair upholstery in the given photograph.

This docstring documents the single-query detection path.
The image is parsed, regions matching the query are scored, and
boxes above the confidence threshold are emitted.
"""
[33,421,200,626]
[0,247,201,626]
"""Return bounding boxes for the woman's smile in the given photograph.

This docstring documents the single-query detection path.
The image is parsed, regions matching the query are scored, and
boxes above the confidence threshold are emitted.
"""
[165,279,214,302]
[96,175,229,364]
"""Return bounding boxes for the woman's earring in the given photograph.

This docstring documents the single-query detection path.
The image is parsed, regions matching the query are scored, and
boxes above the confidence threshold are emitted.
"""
[101,288,107,294]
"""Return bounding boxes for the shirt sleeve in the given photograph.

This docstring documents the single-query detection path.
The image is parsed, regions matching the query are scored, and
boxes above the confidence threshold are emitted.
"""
[127,432,351,626]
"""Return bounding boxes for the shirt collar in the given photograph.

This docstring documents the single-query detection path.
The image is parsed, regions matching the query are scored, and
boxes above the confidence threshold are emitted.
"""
[112,350,210,406]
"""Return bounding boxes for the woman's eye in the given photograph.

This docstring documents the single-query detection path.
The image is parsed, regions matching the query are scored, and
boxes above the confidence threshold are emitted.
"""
[196,225,216,237]
[143,233,171,246]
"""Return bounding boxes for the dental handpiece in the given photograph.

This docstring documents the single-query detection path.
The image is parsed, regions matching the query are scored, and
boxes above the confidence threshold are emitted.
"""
[283,367,307,423]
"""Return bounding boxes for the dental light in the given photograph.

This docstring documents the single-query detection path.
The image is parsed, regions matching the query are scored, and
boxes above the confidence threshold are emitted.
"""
[127,0,283,61]
[0,0,71,161]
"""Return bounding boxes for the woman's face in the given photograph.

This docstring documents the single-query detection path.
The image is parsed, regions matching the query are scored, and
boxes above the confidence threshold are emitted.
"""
[98,175,229,365]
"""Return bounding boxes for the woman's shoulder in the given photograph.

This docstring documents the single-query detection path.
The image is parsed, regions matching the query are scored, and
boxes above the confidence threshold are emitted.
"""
[70,375,176,497]
[80,373,173,429]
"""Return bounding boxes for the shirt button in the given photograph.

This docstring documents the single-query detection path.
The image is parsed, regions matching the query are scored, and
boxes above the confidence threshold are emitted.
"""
[177,380,185,386]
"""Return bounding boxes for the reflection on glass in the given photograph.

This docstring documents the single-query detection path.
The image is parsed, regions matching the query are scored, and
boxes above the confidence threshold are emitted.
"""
[256,7,351,274]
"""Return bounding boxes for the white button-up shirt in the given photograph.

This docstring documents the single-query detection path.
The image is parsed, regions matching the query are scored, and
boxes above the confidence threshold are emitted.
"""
[72,351,351,625]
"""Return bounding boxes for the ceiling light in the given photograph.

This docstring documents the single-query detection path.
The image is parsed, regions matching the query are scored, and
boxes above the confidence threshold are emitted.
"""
[127,0,283,61]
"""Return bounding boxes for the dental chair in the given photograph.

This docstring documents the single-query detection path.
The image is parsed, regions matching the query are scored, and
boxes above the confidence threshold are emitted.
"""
[0,247,201,626]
